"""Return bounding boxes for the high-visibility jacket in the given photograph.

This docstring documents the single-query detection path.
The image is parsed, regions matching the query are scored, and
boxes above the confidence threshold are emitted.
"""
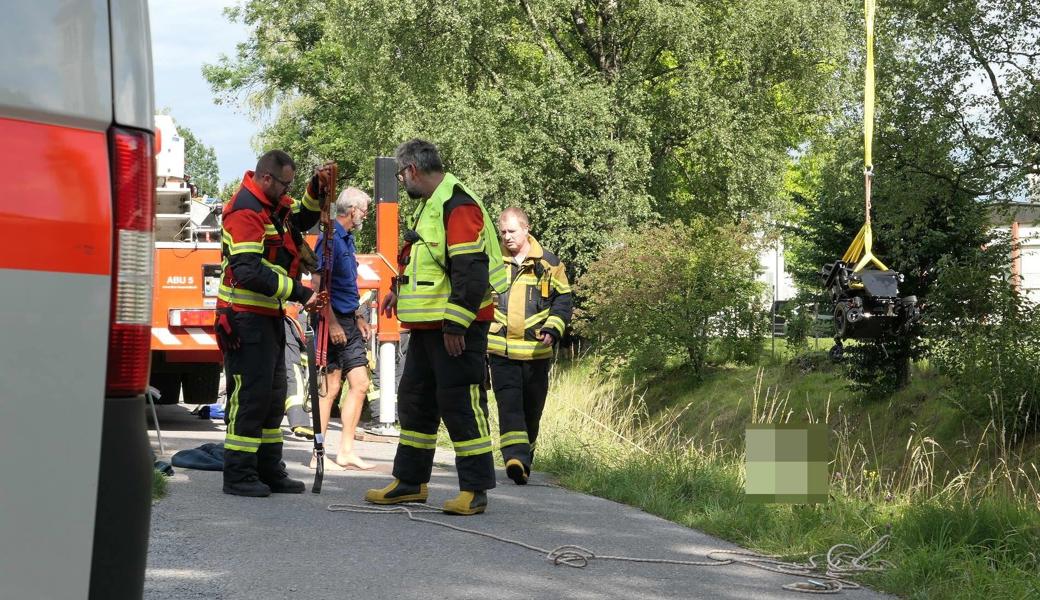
[396,173,508,328]
[488,236,573,360]
[218,171,321,316]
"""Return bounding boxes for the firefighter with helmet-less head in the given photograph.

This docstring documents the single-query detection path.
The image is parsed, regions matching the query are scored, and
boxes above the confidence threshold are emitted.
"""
[215,150,333,497]
[366,139,508,515]
[489,207,572,484]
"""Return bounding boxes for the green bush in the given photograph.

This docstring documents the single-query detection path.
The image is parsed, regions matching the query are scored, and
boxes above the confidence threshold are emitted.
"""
[713,303,771,365]
[779,297,817,352]
[843,338,914,401]
[927,241,1040,433]
[576,218,766,375]
[152,468,168,500]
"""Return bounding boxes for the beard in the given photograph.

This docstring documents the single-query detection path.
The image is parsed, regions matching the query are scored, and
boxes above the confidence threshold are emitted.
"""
[404,183,423,200]
[353,221,364,232]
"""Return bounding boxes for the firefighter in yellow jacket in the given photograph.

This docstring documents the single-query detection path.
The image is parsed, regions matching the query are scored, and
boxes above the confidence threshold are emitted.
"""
[489,207,573,485]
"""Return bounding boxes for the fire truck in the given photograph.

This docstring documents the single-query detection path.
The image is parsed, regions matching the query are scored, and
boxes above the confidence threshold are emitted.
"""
[149,114,223,404]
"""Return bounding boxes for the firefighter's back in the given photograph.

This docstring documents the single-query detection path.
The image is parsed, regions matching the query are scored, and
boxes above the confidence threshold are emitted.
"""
[0,2,156,598]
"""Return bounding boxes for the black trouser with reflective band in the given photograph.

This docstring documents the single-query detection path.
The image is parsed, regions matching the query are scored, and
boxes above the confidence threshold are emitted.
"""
[222,311,288,480]
[490,355,551,468]
[283,317,309,429]
[393,322,495,491]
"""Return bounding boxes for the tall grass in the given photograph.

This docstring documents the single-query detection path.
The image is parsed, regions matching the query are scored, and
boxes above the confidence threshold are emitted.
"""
[537,360,1040,599]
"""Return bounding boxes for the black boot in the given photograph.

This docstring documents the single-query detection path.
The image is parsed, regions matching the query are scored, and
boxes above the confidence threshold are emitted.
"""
[223,449,271,497]
[505,458,528,485]
[258,443,305,494]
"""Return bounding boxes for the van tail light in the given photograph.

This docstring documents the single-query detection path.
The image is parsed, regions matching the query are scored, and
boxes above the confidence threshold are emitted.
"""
[105,127,155,397]
[169,309,214,328]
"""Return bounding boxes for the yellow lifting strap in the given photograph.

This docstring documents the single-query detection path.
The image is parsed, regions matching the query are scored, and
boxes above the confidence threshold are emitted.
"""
[842,222,888,272]
[842,0,888,273]
[864,0,875,171]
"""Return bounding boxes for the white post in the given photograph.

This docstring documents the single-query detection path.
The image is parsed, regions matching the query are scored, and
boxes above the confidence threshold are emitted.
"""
[378,341,398,431]
[368,300,378,358]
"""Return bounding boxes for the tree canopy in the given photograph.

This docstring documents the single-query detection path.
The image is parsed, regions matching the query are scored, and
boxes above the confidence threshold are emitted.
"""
[204,0,850,272]
[785,0,1040,395]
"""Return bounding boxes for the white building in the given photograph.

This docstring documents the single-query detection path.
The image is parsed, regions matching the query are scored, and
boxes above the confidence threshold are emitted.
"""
[758,237,798,305]
[993,202,1040,304]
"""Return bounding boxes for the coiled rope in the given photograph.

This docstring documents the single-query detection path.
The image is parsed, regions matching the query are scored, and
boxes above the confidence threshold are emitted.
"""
[327,502,892,594]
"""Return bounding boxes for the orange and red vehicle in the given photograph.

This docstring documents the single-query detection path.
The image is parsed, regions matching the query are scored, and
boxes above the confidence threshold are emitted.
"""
[149,114,223,404]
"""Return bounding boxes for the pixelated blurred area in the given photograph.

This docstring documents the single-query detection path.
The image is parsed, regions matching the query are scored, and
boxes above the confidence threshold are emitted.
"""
[745,423,828,503]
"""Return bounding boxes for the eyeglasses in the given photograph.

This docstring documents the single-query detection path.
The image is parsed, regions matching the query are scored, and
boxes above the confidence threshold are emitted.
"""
[264,171,294,189]
[396,164,411,183]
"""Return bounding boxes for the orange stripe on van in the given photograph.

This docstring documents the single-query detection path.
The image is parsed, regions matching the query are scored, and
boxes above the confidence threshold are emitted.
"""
[0,117,112,275]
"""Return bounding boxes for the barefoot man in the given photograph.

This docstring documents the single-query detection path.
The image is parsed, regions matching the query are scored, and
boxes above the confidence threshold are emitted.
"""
[309,187,375,470]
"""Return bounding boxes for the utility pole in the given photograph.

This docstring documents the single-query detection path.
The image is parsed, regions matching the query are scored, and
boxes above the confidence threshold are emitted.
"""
[814,302,820,351]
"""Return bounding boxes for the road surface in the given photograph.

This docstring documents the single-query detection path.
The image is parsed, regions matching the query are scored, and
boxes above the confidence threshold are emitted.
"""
[145,403,892,600]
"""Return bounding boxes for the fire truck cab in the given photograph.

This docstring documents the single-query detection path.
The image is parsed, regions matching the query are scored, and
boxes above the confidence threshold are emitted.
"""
[1,1,155,598]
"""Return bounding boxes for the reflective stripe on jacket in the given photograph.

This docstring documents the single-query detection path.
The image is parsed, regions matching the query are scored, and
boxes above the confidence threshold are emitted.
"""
[397,172,507,327]
[217,171,321,316]
[488,236,572,360]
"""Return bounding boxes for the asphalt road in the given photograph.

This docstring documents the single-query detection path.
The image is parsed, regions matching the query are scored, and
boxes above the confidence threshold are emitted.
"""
[145,403,892,600]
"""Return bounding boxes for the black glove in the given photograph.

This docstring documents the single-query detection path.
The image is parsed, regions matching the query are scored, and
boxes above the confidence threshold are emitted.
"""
[307,173,322,202]
[215,307,240,352]
[308,170,334,207]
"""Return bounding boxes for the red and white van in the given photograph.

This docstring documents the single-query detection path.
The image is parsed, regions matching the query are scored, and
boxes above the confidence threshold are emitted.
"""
[1,1,155,598]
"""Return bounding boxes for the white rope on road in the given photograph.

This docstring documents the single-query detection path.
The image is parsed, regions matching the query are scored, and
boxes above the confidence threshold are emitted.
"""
[327,502,892,594]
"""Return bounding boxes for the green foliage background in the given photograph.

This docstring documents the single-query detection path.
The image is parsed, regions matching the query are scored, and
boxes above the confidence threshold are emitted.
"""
[577,219,766,374]
[204,0,850,274]
[202,0,1040,402]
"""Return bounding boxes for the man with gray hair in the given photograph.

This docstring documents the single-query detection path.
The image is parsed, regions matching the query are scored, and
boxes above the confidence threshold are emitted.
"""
[366,139,508,515]
[309,186,376,470]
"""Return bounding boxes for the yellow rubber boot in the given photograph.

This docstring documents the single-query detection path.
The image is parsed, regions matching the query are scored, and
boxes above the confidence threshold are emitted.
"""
[443,490,487,515]
[505,458,528,485]
[364,479,428,505]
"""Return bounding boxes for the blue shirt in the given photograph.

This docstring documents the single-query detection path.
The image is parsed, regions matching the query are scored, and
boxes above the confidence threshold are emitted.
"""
[316,220,360,315]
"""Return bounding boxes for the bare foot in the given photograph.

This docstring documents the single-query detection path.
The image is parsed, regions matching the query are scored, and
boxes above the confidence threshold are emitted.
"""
[307,456,346,470]
[333,454,375,470]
